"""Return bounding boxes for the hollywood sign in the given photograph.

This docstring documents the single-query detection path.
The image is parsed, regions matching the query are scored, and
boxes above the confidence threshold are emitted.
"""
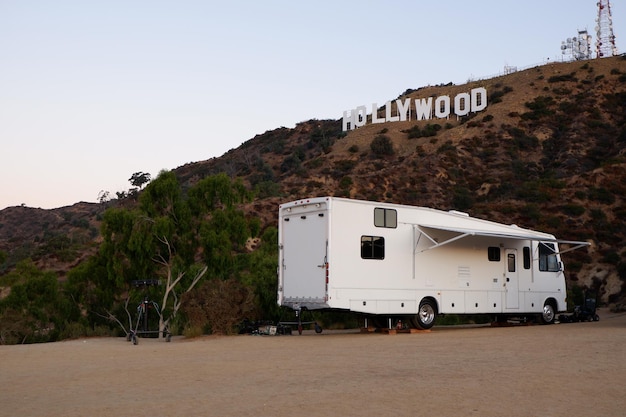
[342,87,488,131]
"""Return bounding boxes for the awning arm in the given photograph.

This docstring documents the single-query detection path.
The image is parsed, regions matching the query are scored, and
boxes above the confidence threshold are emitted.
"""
[412,223,591,255]
[539,240,590,255]
[413,224,436,247]
[414,225,473,253]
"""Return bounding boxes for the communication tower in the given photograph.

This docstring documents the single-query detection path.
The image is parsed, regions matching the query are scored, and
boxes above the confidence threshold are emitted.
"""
[596,0,618,57]
[561,29,592,60]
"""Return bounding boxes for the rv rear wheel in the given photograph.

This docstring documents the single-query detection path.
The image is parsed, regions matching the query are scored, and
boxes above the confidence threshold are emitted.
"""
[540,302,556,324]
[412,299,437,330]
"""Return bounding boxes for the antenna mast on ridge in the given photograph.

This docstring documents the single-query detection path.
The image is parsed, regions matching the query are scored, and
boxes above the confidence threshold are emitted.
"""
[596,0,618,57]
[561,29,592,61]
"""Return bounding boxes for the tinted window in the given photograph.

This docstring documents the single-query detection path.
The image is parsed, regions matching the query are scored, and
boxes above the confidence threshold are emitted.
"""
[361,235,385,260]
[507,253,516,272]
[523,247,531,269]
[539,243,559,272]
[488,247,501,262]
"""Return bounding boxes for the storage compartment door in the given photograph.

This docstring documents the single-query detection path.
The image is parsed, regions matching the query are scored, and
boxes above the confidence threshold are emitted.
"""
[281,210,328,305]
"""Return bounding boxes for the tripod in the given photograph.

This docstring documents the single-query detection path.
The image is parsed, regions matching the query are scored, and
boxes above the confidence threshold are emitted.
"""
[127,279,171,345]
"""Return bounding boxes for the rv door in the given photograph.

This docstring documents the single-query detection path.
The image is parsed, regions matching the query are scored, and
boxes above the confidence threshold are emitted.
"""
[505,248,520,309]
[280,207,328,309]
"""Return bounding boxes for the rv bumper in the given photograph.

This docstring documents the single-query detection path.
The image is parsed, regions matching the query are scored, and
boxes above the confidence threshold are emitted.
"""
[282,297,329,311]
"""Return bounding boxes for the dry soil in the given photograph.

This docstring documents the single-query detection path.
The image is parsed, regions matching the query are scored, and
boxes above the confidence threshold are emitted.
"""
[1,310,625,417]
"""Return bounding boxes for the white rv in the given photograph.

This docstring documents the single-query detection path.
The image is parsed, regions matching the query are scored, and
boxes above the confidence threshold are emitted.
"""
[277,197,589,329]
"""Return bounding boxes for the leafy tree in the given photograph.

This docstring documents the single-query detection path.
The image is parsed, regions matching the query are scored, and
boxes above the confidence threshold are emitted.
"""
[0,260,78,344]
[92,171,258,337]
[239,227,281,320]
[129,172,151,189]
[97,190,110,204]
[66,252,117,330]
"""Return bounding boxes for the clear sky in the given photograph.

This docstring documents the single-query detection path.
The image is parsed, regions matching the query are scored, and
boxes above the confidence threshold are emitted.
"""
[1,0,623,210]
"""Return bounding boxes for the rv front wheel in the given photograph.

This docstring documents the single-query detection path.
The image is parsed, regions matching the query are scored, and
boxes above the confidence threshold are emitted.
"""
[413,299,437,330]
[540,302,556,324]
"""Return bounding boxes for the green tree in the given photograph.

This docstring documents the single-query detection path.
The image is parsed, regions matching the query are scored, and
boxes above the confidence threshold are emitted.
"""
[129,172,151,189]
[239,227,281,320]
[0,260,78,344]
[95,171,258,337]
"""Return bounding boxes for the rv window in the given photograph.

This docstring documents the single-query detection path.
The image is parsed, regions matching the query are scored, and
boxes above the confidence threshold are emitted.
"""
[507,253,516,272]
[361,235,385,260]
[488,247,501,262]
[538,243,559,272]
[374,208,397,228]
[523,247,531,269]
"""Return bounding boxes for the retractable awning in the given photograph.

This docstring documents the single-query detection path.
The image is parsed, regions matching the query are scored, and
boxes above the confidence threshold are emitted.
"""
[414,224,590,254]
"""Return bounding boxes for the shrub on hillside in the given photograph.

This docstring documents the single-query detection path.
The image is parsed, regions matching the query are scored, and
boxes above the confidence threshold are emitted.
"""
[521,96,555,120]
[180,277,256,335]
[370,135,394,156]
[548,73,577,83]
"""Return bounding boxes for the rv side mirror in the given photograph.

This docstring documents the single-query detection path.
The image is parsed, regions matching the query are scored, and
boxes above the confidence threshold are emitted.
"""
[559,262,563,271]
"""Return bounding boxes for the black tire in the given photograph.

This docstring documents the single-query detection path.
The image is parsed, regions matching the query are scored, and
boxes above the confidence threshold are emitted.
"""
[540,302,556,324]
[412,299,437,330]
[594,314,600,322]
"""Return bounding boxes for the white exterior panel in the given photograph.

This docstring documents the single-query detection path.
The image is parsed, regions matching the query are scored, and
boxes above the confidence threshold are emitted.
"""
[278,197,582,321]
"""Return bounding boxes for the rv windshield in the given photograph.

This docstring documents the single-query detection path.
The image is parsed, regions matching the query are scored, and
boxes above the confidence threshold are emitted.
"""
[539,243,559,272]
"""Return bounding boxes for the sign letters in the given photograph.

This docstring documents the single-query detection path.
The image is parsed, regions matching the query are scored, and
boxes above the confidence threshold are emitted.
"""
[342,87,488,131]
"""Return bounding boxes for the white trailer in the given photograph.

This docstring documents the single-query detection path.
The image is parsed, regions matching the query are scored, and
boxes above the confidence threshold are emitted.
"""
[277,197,589,329]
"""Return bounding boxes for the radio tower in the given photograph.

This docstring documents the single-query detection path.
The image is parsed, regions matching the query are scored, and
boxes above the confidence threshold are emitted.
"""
[595,0,618,57]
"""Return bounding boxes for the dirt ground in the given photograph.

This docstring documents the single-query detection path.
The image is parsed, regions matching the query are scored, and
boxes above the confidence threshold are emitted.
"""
[1,309,625,417]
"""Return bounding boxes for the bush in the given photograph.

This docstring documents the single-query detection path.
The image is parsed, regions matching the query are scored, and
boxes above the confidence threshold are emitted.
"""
[403,123,441,139]
[436,141,456,154]
[255,181,280,198]
[588,187,615,205]
[339,176,353,189]
[548,73,577,83]
[370,135,394,156]
[561,204,586,217]
[181,277,257,335]
[508,127,539,150]
[452,186,474,211]
[422,123,441,137]
[334,159,357,175]
[521,96,555,120]
[0,261,79,344]
[280,155,301,173]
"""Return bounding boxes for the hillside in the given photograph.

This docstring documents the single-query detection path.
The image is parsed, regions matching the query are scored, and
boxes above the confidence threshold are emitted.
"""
[1,55,625,306]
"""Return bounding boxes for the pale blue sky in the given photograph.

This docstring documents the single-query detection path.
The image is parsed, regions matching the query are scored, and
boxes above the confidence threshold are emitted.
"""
[1,1,623,209]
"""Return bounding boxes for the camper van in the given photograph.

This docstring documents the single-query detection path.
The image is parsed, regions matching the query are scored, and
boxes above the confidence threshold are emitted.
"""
[277,197,589,329]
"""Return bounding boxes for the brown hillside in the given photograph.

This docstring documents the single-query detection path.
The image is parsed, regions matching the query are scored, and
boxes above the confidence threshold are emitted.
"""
[1,55,625,305]
[0,203,104,277]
